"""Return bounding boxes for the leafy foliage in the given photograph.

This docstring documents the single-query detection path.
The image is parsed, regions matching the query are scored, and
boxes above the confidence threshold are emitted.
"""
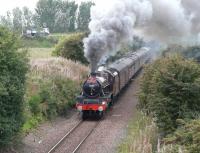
[77,2,94,31]
[53,33,88,64]
[0,11,13,30]
[0,27,28,146]
[12,7,23,33]
[35,0,61,32]
[182,46,200,63]
[162,45,200,63]
[165,119,200,153]
[28,95,42,115]
[138,55,200,134]
[35,0,78,33]
[0,0,93,33]
[0,7,34,33]
[29,77,80,119]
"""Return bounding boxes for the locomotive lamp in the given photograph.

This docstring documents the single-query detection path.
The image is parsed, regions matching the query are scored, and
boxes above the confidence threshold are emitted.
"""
[102,101,106,105]
[98,106,104,111]
[77,106,82,111]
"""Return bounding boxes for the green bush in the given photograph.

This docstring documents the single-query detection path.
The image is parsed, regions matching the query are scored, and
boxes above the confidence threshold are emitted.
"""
[182,46,200,63]
[53,33,88,64]
[28,95,42,115]
[164,119,200,153]
[39,77,80,119]
[162,45,200,63]
[22,114,43,133]
[138,55,200,134]
[0,27,28,146]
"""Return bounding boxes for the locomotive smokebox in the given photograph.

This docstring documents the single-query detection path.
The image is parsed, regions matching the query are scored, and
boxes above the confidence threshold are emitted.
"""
[90,72,97,77]
[83,72,101,98]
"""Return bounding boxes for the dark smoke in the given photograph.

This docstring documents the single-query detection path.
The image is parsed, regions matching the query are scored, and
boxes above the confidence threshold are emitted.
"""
[84,0,200,72]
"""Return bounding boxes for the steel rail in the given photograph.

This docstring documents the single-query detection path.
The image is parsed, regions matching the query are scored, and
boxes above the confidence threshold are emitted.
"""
[71,121,100,153]
[47,120,83,153]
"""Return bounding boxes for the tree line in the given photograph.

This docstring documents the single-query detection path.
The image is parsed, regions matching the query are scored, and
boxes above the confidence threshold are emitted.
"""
[0,0,94,34]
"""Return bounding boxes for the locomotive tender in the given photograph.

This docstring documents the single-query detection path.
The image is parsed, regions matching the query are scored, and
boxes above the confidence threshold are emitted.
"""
[76,48,150,119]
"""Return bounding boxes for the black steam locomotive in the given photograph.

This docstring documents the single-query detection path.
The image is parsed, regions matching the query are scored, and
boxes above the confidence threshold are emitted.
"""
[76,48,150,119]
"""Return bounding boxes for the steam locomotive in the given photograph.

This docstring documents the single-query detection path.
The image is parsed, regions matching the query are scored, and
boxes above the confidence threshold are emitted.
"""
[76,48,150,119]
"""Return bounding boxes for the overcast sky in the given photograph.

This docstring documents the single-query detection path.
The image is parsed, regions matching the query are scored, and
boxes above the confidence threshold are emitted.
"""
[0,0,96,16]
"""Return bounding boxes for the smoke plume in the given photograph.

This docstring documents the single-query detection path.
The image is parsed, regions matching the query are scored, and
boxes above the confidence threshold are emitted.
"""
[84,0,200,72]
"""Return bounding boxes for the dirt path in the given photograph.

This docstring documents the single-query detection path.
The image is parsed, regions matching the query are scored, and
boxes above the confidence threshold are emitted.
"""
[17,74,141,153]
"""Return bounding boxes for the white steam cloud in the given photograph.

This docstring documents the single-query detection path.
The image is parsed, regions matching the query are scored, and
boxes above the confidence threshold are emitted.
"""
[84,0,200,72]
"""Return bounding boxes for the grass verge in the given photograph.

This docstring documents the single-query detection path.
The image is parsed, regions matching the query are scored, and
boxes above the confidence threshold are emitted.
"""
[118,111,158,153]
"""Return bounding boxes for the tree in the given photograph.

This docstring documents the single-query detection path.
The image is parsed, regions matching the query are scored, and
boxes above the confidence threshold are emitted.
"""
[22,7,34,29]
[68,1,78,32]
[77,2,94,31]
[53,33,88,64]
[54,2,70,33]
[12,7,23,33]
[0,11,13,30]
[0,27,28,146]
[0,8,35,33]
[54,1,78,33]
[35,0,60,32]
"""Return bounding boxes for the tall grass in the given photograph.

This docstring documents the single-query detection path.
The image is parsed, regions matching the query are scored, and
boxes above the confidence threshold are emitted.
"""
[118,111,188,153]
[30,57,89,82]
[119,112,158,153]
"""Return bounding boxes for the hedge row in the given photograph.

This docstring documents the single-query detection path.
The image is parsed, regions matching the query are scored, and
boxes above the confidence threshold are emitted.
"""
[138,54,200,152]
[0,27,28,146]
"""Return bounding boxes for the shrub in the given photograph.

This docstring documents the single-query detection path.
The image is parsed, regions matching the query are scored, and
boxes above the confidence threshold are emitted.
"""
[28,95,42,115]
[39,77,80,119]
[0,27,28,146]
[138,55,200,134]
[162,45,200,63]
[22,114,43,133]
[182,46,200,63]
[53,33,89,65]
[164,119,200,153]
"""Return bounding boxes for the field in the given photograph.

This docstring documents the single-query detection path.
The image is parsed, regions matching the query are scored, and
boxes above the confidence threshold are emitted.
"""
[21,33,73,48]
[27,48,53,58]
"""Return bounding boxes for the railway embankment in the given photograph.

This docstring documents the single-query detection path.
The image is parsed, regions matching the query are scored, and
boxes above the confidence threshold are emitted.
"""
[119,54,200,153]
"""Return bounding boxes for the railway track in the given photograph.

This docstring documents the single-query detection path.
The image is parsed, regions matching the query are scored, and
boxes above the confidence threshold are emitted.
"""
[47,120,100,153]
